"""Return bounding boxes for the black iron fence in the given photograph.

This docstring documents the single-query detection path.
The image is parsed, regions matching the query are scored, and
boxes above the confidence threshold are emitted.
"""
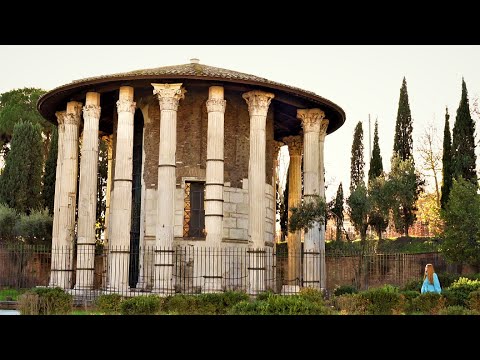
[0,244,465,297]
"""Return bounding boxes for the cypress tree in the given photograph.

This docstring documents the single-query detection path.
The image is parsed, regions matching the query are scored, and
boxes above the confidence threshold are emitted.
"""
[368,120,383,182]
[393,77,414,163]
[0,121,43,213]
[440,107,453,209]
[42,127,58,215]
[452,78,477,186]
[350,121,365,192]
[332,183,344,241]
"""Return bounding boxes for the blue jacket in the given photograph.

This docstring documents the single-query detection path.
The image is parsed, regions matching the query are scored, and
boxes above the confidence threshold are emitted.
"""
[421,273,441,294]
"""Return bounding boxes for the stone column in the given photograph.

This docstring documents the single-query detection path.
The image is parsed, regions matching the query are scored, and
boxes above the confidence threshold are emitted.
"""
[107,87,136,293]
[298,108,325,289]
[75,92,101,291]
[272,141,283,243]
[49,111,65,287]
[318,119,329,290]
[204,86,226,293]
[102,135,113,247]
[283,136,303,286]
[50,101,81,289]
[243,90,274,294]
[152,83,185,294]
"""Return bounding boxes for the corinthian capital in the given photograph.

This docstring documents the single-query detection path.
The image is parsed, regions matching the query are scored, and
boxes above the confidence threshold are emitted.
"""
[206,99,226,113]
[297,108,325,133]
[273,140,284,158]
[242,90,275,117]
[64,102,83,126]
[152,83,186,111]
[282,136,303,156]
[55,111,66,128]
[116,99,136,114]
[319,119,329,141]
[83,104,101,119]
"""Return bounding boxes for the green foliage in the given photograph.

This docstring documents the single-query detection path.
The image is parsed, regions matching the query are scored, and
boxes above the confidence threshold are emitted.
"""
[368,120,383,181]
[377,236,439,254]
[228,295,334,315]
[441,107,453,209]
[410,292,445,314]
[436,273,461,289]
[0,88,49,155]
[18,287,73,315]
[361,285,403,315]
[438,306,478,315]
[452,79,477,185]
[162,294,199,314]
[444,277,480,307]
[400,278,423,292]
[441,177,480,267]
[399,290,421,313]
[333,285,358,297]
[14,209,52,244]
[347,183,369,241]
[289,195,326,233]
[350,121,365,193]
[119,295,162,315]
[0,203,19,242]
[388,155,423,237]
[368,176,389,240]
[298,287,325,303]
[256,290,275,301]
[393,77,414,163]
[42,127,57,215]
[333,293,369,315]
[161,292,250,315]
[467,290,480,312]
[95,294,123,314]
[0,288,22,301]
[331,183,344,241]
[0,121,44,213]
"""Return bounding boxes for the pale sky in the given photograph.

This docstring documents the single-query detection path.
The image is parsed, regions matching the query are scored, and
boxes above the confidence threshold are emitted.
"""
[1,45,480,201]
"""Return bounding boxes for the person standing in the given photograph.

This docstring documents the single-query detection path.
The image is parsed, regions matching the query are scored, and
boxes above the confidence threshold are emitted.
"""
[421,263,442,294]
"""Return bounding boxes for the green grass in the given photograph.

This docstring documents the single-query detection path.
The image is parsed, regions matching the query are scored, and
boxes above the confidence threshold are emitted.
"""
[0,288,23,301]
[70,310,105,315]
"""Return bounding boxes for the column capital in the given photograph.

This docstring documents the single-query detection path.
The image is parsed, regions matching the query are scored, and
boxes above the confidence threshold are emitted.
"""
[116,99,136,114]
[282,135,303,156]
[82,104,101,120]
[242,90,275,117]
[319,119,329,141]
[152,83,186,111]
[55,111,66,127]
[101,134,113,146]
[297,108,325,133]
[273,140,284,158]
[65,101,83,126]
[206,99,226,113]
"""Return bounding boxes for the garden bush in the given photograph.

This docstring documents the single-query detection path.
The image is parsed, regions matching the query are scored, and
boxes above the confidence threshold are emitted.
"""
[299,287,325,303]
[437,273,461,288]
[399,290,421,313]
[194,291,250,314]
[361,285,403,315]
[95,294,123,314]
[333,293,369,315]
[445,277,480,307]
[0,204,18,241]
[119,295,162,315]
[14,209,52,244]
[333,285,358,297]
[438,306,478,315]
[18,287,72,315]
[228,295,333,315]
[400,278,422,292]
[410,292,445,315]
[162,294,200,314]
[467,290,480,312]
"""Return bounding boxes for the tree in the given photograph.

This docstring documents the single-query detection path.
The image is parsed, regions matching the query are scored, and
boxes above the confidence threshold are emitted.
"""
[368,120,383,182]
[440,107,453,209]
[331,183,344,241]
[417,121,442,207]
[42,127,58,215]
[289,195,326,233]
[393,77,414,163]
[388,155,423,237]
[0,88,49,158]
[441,177,480,268]
[452,79,477,186]
[0,121,44,214]
[416,192,442,236]
[350,121,365,193]
[347,183,369,242]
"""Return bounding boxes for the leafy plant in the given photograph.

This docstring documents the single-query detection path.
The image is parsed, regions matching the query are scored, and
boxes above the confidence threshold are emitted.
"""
[119,295,162,315]
[18,287,72,315]
[95,294,123,314]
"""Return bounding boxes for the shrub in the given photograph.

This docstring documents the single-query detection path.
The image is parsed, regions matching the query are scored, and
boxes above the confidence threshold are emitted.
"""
[14,209,52,244]
[467,290,480,312]
[410,292,445,314]
[0,204,18,241]
[333,293,369,315]
[256,290,275,301]
[228,295,334,315]
[119,295,162,315]
[162,295,199,314]
[95,294,123,314]
[400,290,421,313]
[333,285,358,297]
[438,306,478,315]
[400,278,422,292]
[18,287,73,315]
[437,273,461,289]
[445,277,480,307]
[361,285,403,315]
[299,287,325,303]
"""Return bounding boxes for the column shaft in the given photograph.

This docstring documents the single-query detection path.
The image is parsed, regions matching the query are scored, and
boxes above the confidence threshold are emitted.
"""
[103,135,113,247]
[75,92,101,291]
[318,120,329,290]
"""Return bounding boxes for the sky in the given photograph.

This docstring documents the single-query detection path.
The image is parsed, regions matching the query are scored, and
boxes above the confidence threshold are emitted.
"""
[1,45,480,200]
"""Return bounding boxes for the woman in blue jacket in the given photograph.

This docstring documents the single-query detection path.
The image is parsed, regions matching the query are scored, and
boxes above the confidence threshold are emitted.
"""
[421,263,442,294]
